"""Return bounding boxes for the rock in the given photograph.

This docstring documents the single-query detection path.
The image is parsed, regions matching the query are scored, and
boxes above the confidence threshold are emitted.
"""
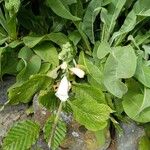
[116,121,145,150]
[0,104,29,145]
[32,135,49,150]
[0,76,15,104]
[33,94,51,128]
[61,121,111,150]
[0,76,29,145]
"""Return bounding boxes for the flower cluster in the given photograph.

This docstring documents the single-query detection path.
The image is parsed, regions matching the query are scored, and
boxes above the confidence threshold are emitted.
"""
[55,66,85,101]
[55,42,85,102]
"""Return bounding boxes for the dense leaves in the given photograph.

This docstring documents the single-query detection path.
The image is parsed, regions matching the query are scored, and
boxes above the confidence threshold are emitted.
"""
[1,0,150,149]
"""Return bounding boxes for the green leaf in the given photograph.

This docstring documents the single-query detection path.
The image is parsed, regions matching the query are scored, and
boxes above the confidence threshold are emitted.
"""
[23,35,45,48]
[82,0,102,43]
[135,54,150,88]
[0,26,8,45]
[138,136,150,150]
[74,22,91,53]
[102,0,111,6]
[43,116,66,150]
[8,74,52,104]
[100,0,126,41]
[17,47,41,82]
[46,0,81,21]
[96,41,111,59]
[123,79,150,123]
[1,47,18,76]
[7,14,17,40]
[38,90,58,111]
[68,30,81,46]
[72,83,106,104]
[46,33,69,47]
[79,51,103,88]
[33,42,59,68]
[103,45,137,98]
[111,0,150,45]
[70,0,83,18]
[0,8,7,32]
[38,62,51,74]
[69,98,112,131]
[23,33,69,48]
[18,46,33,59]
[3,120,40,150]
[61,0,77,6]
[8,40,23,48]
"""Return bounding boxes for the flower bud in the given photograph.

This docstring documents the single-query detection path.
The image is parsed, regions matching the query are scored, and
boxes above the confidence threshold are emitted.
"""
[70,67,85,78]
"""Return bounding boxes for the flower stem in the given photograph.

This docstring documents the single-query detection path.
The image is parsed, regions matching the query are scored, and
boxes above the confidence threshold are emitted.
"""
[48,101,63,148]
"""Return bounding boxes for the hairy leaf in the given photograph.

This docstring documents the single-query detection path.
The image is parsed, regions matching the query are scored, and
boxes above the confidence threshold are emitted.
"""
[103,45,137,98]
[123,79,150,122]
[97,41,111,59]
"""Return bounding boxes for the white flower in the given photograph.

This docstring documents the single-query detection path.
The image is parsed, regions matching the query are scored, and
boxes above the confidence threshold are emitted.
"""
[60,62,67,70]
[55,76,70,102]
[70,67,85,78]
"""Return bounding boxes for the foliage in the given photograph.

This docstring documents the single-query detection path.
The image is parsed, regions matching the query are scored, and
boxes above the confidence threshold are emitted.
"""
[2,120,40,150]
[43,116,67,150]
[1,0,150,149]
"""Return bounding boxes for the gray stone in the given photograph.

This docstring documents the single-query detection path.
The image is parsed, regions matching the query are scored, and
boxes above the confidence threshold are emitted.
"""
[0,76,29,145]
[116,121,145,150]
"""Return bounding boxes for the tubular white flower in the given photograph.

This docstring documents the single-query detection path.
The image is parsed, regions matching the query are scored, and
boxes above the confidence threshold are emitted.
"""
[55,76,70,102]
[70,67,85,78]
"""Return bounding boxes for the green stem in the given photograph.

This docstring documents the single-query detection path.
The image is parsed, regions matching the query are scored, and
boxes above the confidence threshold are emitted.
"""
[0,101,9,112]
[101,24,105,42]
[48,101,63,148]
